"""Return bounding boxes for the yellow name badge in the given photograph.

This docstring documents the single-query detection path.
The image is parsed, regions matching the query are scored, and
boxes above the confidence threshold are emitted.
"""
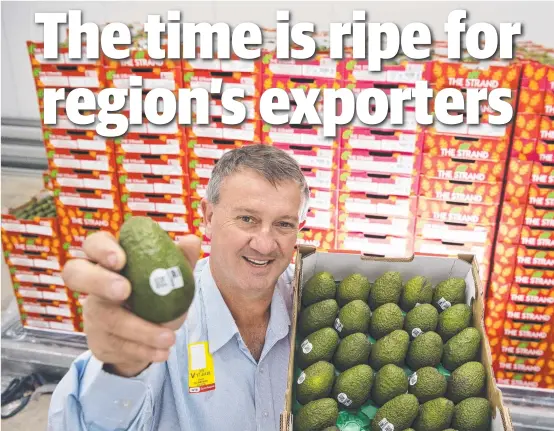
[188,342,216,393]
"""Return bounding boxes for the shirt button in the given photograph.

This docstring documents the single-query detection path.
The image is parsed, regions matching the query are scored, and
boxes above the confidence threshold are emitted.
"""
[263,411,269,418]
[259,367,264,374]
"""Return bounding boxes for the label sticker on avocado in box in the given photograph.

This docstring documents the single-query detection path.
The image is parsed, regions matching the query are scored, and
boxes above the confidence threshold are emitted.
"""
[149,266,184,296]
[437,297,451,310]
[297,372,306,385]
[379,418,395,431]
[409,372,418,386]
[334,318,344,332]
[412,328,423,338]
[337,392,353,407]
[188,342,216,393]
[301,339,313,354]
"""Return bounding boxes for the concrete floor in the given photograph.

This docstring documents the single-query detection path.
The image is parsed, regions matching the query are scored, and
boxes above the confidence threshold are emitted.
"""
[2,169,53,430]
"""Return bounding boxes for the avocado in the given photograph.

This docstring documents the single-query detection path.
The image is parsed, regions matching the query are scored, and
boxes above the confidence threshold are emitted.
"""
[369,330,410,370]
[400,275,433,311]
[333,332,371,371]
[448,361,486,403]
[437,303,472,342]
[332,364,374,409]
[404,304,439,338]
[369,303,405,340]
[119,216,195,324]
[442,327,481,371]
[293,398,339,431]
[297,327,340,369]
[321,428,339,431]
[296,361,336,405]
[302,272,336,306]
[371,394,419,431]
[371,364,409,406]
[337,273,371,306]
[432,277,466,311]
[368,271,403,310]
[452,397,491,431]
[335,299,371,337]
[408,366,447,403]
[413,397,454,431]
[407,331,443,370]
[298,299,339,336]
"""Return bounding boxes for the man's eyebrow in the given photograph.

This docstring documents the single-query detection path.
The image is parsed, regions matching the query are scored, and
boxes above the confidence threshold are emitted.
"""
[233,207,299,223]
[234,207,261,215]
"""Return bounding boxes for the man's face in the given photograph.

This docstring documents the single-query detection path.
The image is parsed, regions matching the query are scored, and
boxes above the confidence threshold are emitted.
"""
[201,168,302,297]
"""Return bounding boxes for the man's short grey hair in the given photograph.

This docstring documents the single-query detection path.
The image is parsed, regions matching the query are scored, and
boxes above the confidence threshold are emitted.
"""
[205,144,311,221]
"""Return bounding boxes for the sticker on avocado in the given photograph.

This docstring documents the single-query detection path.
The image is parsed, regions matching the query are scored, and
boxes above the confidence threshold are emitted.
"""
[297,372,306,384]
[409,372,418,386]
[301,339,313,354]
[438,297,451,310]
[149,266,184,296]
[411,328,423,338]
[337,392,353,407]
[334,317,344,332]
[378,418,394,431]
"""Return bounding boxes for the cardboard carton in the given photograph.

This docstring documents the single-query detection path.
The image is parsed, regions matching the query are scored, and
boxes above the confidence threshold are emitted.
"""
[105,67,183,91]
[47,147,116,173]
[188,118,261,142]
[342,57,430,84]
[27,41,103,67]
[417,197,498,226]
[263,123,338,149]
[338,170,419,198]
[114,132,185,156]
[418,177,502,205]
[428,60,522,90]
[280,247,514,431]
[118,173,189,196]
[341,126,423,155]
[423,132,510,162]
[116,153,185,176]
[43,128,110,152]
[51,169,117,193]
[32,64,105,90]
[296,228,336,251]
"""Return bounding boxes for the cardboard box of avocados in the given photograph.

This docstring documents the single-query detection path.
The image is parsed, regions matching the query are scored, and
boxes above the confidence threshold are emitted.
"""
[280,246,513,431]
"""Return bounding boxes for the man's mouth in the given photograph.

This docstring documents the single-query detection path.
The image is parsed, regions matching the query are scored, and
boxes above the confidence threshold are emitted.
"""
[243,257,273,267]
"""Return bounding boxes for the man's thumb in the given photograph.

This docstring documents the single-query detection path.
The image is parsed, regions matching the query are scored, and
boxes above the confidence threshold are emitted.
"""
[177,234,202,269]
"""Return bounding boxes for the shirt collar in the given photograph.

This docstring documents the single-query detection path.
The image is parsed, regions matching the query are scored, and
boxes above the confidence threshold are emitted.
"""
[200,260,292,355]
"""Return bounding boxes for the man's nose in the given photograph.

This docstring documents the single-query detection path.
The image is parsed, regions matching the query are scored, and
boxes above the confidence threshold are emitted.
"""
[249,228,278,256]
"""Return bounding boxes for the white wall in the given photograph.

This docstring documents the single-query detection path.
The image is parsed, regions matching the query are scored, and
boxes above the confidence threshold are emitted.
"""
[2,1,553,121]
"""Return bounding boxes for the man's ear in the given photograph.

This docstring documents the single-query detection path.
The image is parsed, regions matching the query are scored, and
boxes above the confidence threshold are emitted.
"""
[201,198,213,239]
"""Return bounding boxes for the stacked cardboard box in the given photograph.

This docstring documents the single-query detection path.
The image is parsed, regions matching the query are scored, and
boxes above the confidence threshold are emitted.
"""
[108,33,192,252]
[261,34,339,252]
[414,59,522,286]
[184,37,266,257]
[1,191,79,332]
[487,54,554,390]
[334,54,427,258]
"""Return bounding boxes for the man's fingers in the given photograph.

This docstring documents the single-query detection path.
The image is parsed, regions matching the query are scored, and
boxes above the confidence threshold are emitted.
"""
[62,258,130,302]
[82,230,126,271]
[177,234,202,268]
[88,330,169,365]
[91,300,177,349]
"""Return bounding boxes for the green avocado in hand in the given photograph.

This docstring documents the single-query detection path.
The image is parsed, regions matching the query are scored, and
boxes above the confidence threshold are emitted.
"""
[119,216,195,324]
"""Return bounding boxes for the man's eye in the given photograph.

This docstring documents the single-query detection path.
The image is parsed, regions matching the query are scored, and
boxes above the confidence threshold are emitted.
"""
[279,221,294,228]
[239,216,254,223]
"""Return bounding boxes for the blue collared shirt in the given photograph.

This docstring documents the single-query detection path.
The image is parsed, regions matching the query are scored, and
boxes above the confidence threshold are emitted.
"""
[48,257,295,431]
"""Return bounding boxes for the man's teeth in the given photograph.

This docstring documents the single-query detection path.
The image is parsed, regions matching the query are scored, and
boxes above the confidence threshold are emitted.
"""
[245,257,270,266]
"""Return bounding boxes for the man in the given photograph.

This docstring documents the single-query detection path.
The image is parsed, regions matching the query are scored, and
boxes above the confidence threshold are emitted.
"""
[47,144,310,430]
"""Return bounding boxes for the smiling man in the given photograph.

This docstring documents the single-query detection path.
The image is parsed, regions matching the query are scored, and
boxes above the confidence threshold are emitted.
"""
[48,144,310,431]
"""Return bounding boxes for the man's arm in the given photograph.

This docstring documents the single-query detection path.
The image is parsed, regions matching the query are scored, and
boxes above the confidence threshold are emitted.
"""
[48,350,167,431]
